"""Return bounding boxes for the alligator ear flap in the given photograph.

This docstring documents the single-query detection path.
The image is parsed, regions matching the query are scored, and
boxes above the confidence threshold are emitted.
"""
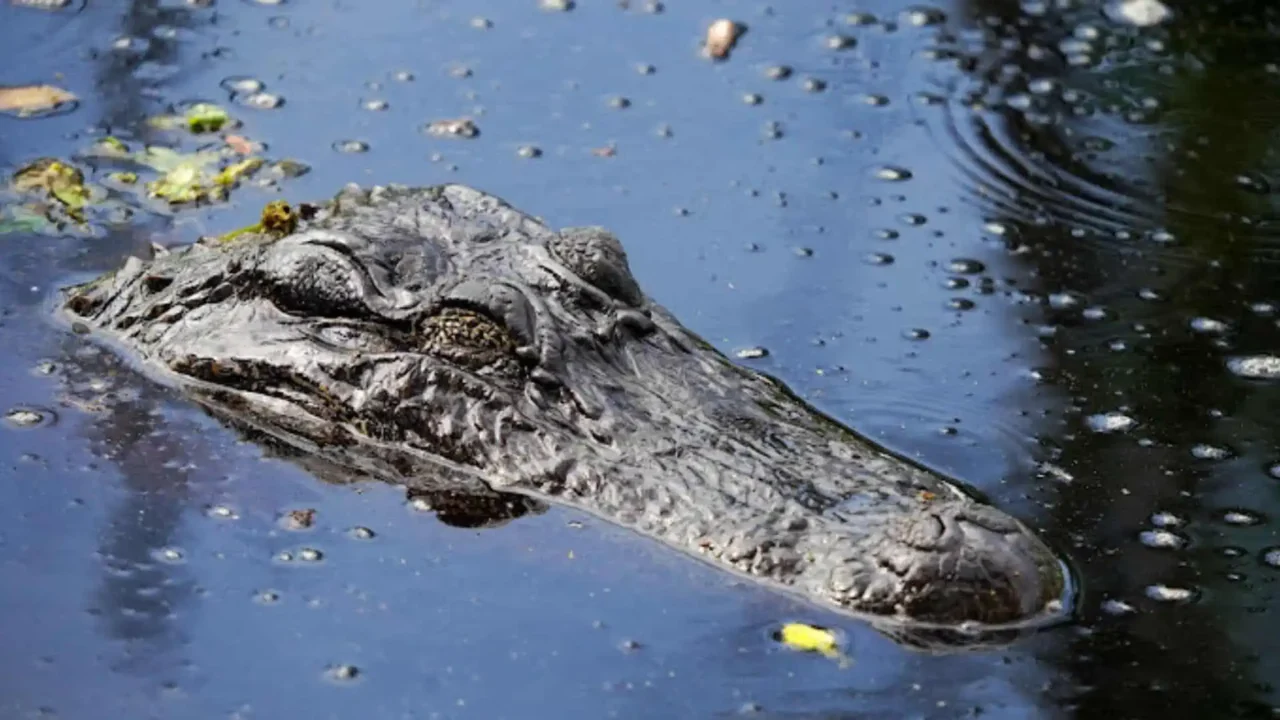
[548,227,645,308]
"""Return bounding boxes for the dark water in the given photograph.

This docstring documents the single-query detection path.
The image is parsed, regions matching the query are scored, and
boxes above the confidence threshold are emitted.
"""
[2,0,1279,717]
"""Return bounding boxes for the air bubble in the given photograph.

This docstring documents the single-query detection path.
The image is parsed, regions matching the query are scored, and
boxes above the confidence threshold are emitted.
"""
[873,166,912,182]
[946,258,985,274]
[1087,411,1135,433]
[297,547,324,562]
[5,407,54,428]
[1190,444,1232,461]
[325,664,360,682]
[1139,529,1187,550]
[1261,547,1280,568]
[1101,599,1136,616]
[1150,511,1185,528]
[1144,584,1196,603]
[206,505,238,520]
[153,547,185,564]
[1189,317,1229,334]
[238,91,283,109]
[1226,355,1280,380]
[1220,509,1263,527]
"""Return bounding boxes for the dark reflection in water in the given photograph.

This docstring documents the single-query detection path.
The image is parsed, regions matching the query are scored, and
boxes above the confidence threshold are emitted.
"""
[60,0,207,680]
[63,343,198,673]
[938,0,1280,715]
[93,0,207,135]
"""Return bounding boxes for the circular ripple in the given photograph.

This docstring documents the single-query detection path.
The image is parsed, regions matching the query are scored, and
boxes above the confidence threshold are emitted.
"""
[920,42,1280,264]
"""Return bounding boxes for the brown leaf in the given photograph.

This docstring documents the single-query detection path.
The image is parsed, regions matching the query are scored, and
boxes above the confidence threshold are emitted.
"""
[224,134,260,155]
[0,85,76,116]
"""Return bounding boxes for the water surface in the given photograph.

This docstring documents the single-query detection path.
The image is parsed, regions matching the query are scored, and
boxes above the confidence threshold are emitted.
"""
[2,0,1278,717]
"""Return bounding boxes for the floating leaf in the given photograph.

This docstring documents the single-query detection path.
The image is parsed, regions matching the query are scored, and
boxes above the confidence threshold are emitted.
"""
[88,136,131,157]
[776,623,844,661]
[224,134,260,155]
[213,157,264,187]
[186,103,230,133]
[0,84,76,116]
[0,205,53,235]
[12,158,90,210]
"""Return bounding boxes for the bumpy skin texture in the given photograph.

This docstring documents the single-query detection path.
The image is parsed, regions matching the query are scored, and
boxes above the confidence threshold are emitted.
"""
[62,184,1068,645]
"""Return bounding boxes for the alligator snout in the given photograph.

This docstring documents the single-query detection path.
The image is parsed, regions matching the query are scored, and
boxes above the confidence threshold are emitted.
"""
[827,500,1064,626]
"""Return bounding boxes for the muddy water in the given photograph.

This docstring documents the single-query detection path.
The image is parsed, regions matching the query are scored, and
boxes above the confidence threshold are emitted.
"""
[1,0,1278,718]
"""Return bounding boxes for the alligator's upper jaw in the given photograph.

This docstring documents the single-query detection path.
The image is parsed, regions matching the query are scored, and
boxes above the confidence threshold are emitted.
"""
[821,501,1066,630]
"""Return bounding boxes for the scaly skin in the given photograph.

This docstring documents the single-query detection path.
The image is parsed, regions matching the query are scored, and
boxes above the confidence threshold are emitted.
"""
[61,184,1069,647]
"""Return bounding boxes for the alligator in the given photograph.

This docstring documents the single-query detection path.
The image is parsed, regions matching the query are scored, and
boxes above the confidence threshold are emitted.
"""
[60,184,1069,646]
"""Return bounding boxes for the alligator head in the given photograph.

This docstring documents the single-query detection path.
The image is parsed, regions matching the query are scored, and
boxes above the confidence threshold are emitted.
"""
[61,184,1069,646]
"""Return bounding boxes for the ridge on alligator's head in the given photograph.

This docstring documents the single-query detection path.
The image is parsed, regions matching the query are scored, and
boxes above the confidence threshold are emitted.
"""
[61,183,1071,648]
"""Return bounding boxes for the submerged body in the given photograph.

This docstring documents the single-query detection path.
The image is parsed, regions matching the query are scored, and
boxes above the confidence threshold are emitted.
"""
[62,184,1068,645]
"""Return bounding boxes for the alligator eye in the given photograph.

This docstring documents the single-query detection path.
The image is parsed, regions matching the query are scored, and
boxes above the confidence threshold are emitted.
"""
[420,307,517,370]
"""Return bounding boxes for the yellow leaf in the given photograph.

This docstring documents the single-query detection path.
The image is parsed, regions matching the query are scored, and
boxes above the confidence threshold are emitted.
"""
[0,85,76,116]
[213,157,263,187]
[777,623,840,658]
[12,158,89,210]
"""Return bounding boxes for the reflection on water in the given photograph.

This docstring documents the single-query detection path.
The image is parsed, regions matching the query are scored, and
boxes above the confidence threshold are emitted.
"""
[2,0,1280,717]
[932,0,1280,715]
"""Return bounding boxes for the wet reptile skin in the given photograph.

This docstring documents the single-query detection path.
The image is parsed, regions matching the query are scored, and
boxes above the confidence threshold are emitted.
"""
[61,184,1069,647]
